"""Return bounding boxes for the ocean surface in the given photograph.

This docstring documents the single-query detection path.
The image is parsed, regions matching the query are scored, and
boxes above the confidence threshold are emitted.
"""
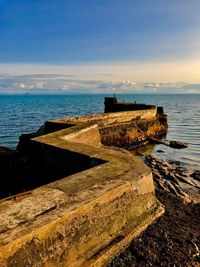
[0,94,199,171]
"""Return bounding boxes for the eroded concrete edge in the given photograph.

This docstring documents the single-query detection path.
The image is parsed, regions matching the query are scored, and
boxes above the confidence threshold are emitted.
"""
[0,109,165,267]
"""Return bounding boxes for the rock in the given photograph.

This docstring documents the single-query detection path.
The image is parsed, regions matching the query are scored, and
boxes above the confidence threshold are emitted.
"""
[169,141,188,149]
[175,173,199,188]
[148,137,169,146]
[190,171,200,182]
[143,154,197,202]
[157,149,164,153]
[0,146,15,155]
[148,138,187,150]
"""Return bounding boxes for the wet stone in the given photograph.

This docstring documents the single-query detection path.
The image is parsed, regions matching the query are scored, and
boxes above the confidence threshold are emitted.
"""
[157,149,164,153]
[169,141,188,149]
[190,171,200,182]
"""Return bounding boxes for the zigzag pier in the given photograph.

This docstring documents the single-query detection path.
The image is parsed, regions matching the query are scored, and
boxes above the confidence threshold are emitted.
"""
[0,97,168,266]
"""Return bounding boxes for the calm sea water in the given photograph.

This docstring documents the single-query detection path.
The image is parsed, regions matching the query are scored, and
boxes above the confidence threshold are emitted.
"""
[0,94,199,171]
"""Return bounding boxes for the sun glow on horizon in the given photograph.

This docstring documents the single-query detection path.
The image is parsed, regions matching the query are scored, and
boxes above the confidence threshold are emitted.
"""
[0,60,200,84]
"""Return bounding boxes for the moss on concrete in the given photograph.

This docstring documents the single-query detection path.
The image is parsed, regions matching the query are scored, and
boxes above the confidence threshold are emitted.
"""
[0,108,167,266]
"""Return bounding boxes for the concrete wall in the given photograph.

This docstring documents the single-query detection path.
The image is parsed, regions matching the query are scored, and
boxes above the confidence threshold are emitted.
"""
[55,108,157,125]
[49,107,167,149]
[62,124,101,147]
[0,109,166,266]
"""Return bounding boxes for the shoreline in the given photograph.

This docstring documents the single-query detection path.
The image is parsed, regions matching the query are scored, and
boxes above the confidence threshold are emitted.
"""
[1,146,199,266]
[0,103,199,266]
[108,190,200,267]
[108,154,200,267]
[0,145,199,266]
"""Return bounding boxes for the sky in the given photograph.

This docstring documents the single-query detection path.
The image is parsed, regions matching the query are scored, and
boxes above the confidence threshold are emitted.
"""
[0,0,200,94]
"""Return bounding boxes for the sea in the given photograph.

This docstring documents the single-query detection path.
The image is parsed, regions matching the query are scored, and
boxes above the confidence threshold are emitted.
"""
[0,94,199,172]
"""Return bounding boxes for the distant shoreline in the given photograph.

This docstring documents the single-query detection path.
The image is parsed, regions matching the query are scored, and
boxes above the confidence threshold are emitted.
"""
[1,93,200,96]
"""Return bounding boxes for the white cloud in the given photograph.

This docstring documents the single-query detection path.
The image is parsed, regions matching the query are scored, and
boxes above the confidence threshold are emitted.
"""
[15,81,45,89]
[18,83,25,89]
[62,84,69,91]
[0,62,199,94]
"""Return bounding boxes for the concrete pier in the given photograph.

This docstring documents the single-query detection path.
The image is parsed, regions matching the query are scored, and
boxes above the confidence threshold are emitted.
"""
[0,107,167,266]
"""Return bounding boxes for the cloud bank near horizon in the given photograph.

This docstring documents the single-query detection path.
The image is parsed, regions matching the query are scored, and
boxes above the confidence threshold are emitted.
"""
[0,73,199,94]
[0,61,200,94]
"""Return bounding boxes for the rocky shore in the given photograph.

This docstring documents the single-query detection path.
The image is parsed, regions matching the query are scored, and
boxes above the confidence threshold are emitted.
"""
[108,154,200,267]
[1,145,199,266]
[144,155,200,203]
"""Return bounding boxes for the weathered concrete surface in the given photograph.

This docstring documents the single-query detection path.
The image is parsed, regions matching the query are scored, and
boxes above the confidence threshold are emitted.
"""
[45,107,167,148]
[0,109,166,266]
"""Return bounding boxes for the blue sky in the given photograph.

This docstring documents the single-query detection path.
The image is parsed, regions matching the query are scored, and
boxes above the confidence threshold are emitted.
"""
[0,0,200,93]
